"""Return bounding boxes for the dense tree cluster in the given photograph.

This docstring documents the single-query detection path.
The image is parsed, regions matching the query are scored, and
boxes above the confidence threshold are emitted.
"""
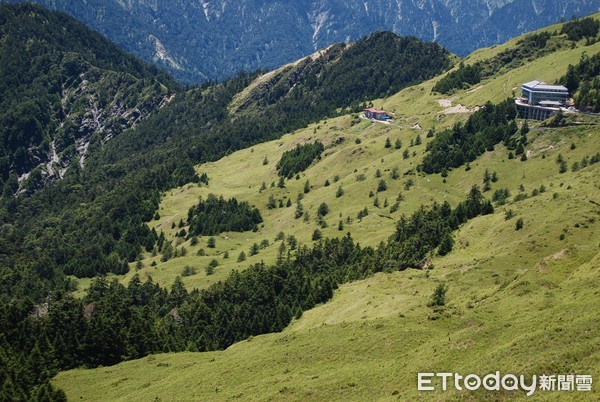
[432,63,481,95]
[388,186,493,268]
[419,99,517,174]
[432,31,559,95]
[316,32,452,101]
[277,141,325,178]
[479,32,553,78]
[560,17,600,42]
[187,194,263,236]
[232,32,452,137]
[559,52,600,112]
[0,185,491,398]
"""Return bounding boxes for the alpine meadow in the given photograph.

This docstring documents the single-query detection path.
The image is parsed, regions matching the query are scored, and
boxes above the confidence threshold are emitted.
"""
[0,3,599,401]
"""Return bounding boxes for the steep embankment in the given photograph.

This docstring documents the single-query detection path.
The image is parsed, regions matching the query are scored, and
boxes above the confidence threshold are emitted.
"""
[55,17,600,401]
[0,3,177,194]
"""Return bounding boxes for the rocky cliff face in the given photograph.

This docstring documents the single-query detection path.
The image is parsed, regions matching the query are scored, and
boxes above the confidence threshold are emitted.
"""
[18,55,172,194]
[7,0,599,83]
[0,4,177,195]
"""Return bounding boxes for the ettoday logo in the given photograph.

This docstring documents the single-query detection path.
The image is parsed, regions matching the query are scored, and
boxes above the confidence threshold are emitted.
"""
[418,372,593,396]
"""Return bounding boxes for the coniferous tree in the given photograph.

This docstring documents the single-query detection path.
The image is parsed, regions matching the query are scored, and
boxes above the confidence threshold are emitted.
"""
[318,202,329,216]
[515,143,525,156]
[515,218,524,231]
[438,233,454,256]
[249,243,260,256]
[295,202,304,219]
[428,284,448,307]
[521,120,529,136]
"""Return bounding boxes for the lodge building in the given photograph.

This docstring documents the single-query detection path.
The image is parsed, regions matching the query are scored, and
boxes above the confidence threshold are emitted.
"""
[516,80,569,120]
[363,108,392,121]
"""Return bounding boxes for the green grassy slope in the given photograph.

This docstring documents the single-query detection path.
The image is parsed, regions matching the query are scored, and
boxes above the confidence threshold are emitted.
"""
[58,17,600,400]
[104,23,600,294]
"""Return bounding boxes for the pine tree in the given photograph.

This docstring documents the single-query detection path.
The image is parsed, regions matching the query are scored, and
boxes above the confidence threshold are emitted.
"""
[169,276,188,307]
[294,201,304,219]
[438,233,454,256]
[428,284,448,307]
[287,235,298,250]
[249,243,260,256]
[277,241,287,261]
[318,202,329,216]
[515,218,524,231]
[515,143,524,155]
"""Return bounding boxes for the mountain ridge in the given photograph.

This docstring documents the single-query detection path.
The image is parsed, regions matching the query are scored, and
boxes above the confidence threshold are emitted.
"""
[6,0,599,83]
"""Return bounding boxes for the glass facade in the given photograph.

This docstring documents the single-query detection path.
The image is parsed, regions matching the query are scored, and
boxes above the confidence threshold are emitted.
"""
[521,81,569,106]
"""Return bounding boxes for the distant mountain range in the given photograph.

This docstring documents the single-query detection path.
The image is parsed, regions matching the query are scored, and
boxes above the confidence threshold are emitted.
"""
[6,0,599,83]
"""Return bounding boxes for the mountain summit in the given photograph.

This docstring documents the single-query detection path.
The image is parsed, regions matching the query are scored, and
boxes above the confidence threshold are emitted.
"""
[7,0,599,83]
